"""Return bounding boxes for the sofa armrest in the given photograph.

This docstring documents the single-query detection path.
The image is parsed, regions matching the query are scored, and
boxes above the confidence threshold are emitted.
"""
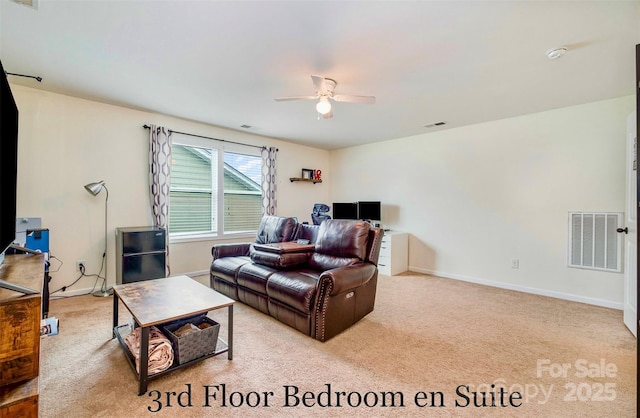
[314,262,379,341]
[211,243,251,260]
[319,263,377,296]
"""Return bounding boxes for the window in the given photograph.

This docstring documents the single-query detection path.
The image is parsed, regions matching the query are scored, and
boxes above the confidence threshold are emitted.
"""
[169,135,263,239]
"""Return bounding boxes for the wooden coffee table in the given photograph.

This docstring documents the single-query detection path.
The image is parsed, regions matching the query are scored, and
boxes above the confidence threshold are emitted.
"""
[111,275,234,395]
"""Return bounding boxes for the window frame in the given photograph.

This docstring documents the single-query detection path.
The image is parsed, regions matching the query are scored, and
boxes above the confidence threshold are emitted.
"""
[169,134,262,243]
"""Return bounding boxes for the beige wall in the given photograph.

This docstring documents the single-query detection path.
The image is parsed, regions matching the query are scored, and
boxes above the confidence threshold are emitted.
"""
[330,96,634,308]
[11,84,330,295]
[12,82,634,308]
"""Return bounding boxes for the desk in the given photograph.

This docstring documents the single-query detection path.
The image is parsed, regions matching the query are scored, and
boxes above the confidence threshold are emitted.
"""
[378,231,408,276]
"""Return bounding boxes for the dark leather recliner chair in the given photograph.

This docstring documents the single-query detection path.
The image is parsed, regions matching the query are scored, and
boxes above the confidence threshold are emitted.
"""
[210,215,383,341]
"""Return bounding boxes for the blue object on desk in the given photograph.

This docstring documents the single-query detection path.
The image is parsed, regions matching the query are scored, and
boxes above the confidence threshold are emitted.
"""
[26,228,49,253]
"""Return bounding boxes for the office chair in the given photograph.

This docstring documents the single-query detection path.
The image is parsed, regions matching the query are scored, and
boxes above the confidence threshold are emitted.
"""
[311,203,331,225]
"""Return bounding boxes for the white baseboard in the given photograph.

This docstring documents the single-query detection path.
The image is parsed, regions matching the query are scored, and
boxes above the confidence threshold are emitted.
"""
[49,286,104,299]
[48,271,211,300]
[409,266,623,310]
[179,270,209,278]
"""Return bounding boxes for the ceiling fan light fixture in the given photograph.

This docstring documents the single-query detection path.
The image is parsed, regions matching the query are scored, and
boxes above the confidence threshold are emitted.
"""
[275,75,374,119]
[316,97,332,115]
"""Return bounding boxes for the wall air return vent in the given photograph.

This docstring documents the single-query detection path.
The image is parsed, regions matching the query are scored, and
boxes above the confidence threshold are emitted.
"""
[568,212,623,273]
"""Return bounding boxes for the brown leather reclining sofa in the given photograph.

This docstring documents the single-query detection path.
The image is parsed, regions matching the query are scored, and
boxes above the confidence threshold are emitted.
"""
[210,215,383,341]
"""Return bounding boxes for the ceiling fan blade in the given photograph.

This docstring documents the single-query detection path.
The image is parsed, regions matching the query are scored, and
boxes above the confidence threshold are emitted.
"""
[333,94,376,104]
[274,95,318,102]
[311,75,327,94]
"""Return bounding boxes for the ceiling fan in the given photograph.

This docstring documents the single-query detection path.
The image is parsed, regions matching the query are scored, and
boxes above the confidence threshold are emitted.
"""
[275,75,375,119]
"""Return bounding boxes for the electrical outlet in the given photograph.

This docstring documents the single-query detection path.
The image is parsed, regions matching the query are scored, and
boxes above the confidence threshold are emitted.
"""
[511,259,520,269]
[76,260,85,271]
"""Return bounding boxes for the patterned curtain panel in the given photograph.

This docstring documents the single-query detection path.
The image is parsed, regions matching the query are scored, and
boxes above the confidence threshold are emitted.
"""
[261,146,277,215]
[149,125,172,275]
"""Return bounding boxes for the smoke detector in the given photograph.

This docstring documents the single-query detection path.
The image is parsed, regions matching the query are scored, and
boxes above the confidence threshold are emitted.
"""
[546,47,568,60]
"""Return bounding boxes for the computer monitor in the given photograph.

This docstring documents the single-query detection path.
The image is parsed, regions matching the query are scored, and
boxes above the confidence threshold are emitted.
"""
[332,202,358,220]
[357,201,381,221]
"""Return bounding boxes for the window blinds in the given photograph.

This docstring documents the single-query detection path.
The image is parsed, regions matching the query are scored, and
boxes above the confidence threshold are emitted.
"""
[169,145,262,235]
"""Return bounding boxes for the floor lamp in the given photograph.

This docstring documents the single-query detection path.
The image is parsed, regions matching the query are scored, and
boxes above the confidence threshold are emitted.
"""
[84,180,113,297]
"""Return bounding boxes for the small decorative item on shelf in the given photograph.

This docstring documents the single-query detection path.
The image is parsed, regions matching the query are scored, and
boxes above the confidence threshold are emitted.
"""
[301,168,314,179]
[290,168,322,183]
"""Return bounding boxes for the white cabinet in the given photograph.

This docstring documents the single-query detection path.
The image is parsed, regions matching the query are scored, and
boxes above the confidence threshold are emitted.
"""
[377,231,408,276]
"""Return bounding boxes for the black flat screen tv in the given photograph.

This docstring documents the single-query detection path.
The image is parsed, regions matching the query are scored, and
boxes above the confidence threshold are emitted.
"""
[357,201,381,221]
[332,202,358,220]
[0,59,19,264]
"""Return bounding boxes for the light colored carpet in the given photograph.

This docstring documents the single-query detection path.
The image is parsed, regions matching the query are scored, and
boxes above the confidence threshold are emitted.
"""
[39,273,636,417]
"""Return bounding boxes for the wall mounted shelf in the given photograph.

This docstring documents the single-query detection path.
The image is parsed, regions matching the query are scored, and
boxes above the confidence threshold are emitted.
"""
[289,177,322,184]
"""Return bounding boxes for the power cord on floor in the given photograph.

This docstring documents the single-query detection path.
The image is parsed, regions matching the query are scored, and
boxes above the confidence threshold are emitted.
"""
[50,263,106,296]
[50,264,86,294]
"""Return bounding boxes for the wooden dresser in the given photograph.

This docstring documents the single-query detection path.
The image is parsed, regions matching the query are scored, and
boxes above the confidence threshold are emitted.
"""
[0,254,44,418]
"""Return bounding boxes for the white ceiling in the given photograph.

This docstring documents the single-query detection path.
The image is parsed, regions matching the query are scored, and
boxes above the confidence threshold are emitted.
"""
[1,1,639,150]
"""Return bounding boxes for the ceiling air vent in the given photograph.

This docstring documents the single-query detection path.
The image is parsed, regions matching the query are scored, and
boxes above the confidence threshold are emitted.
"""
[424,121,446,128]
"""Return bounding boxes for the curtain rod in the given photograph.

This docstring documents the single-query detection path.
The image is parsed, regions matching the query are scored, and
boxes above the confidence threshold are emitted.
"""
[142,125,277,151]
[5,72,42,83]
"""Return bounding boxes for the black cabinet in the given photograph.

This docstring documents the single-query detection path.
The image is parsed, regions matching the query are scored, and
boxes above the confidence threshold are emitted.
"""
[116,227,166,284]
